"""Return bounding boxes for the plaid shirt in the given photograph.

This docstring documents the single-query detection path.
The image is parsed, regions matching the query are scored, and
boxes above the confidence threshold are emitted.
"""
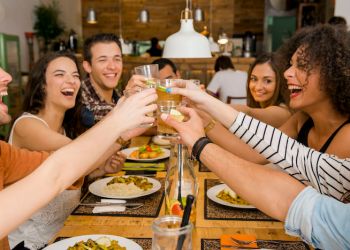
[81,78,120,126]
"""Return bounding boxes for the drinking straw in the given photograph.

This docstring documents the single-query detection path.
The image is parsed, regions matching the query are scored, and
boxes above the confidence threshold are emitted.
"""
[177,144,183,208]
[176,194,195,250]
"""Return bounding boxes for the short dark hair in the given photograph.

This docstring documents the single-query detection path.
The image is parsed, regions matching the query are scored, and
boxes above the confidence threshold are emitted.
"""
[214,55,235,72]
[22,51,83,138]
[83,33,121,63]
[328,16,347,26]
[151,58,177,73]
[246,53,288,108]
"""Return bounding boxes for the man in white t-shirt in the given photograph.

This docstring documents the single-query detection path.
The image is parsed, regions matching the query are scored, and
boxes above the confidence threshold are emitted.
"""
[207,55,247,104]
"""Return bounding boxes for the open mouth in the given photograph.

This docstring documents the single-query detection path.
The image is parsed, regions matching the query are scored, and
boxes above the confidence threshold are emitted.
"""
[288,85,303,95]
[0,90,8,102]
[61,88,75,97]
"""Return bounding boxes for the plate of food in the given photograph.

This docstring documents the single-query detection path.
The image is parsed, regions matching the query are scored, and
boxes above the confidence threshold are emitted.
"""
[89,175,162,199]
[44,234,142,250]
[122,145,170,162]
[207,183,255,209]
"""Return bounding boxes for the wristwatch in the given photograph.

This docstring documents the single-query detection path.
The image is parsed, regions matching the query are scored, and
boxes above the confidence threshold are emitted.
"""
[204,119,216,134]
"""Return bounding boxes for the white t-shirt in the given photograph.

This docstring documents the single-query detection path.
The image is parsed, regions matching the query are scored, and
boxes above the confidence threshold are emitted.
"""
[207,69,248,104]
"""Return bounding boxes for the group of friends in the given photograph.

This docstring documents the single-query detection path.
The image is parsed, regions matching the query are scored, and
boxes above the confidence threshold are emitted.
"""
[0,23,349,250]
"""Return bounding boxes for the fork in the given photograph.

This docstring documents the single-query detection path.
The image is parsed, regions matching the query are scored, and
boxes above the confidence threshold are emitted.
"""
[230,237,280,246]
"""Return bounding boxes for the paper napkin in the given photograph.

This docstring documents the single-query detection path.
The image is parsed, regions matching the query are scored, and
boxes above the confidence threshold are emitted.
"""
[92,205,126,213]
[221,234,258,249]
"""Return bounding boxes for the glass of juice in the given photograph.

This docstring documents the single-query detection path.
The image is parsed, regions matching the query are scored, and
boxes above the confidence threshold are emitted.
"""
[157,79,183,104]
[157,100,184,138]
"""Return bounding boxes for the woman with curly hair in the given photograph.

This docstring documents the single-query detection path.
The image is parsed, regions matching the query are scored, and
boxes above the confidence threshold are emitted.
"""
[169,24,350,200]
[7,51,126,249]
[233,53,291,127]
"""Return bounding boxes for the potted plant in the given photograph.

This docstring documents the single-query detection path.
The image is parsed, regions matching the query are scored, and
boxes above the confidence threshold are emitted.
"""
[33,0,65,54]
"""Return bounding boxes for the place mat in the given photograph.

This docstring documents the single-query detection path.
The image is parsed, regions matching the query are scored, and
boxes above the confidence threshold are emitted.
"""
[201,239,310,250]
[123,161,166,171]
[199,162,211,172]
[205,179,276,221]
[54,237,152,249]
[72,178,164,218]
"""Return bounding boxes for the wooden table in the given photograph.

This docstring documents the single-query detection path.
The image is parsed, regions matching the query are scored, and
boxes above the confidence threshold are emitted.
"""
[50,136,305,249]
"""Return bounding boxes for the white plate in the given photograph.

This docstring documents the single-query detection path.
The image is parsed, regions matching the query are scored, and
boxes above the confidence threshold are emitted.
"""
[122,147,170,162]
[89,176,162,199]
[152,135,171,146]
[207,183,255,209]
[43,234,142,250]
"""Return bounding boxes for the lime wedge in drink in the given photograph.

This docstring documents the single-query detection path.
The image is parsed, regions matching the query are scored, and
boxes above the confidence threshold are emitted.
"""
[170,109,185,122]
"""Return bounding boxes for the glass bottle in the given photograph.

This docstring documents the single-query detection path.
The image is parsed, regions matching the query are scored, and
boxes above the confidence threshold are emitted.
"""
[165,144,198,223]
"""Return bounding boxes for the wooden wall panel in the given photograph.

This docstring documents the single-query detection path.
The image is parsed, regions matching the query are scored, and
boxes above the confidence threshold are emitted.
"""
[82,0,264,41]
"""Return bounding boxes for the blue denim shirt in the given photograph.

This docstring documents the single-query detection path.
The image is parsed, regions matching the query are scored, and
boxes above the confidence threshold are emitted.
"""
[285,186,350,250]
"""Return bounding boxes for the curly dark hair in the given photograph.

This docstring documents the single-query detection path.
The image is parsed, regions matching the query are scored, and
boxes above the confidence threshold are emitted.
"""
[276,24,350,116]
[214,55,235,72]
[83,33,121,63]
[22,51,83,139]
[246,52,289,108]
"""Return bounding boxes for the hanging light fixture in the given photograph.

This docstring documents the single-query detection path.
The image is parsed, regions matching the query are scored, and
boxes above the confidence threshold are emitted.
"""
[138,1,149,24]
[163,0,211,58]
[86,7,97,24]
[194,6,204,22]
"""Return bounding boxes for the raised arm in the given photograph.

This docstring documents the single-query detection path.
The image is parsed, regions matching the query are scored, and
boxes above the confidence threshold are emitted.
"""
[0,88,157,238]
[229,112,350,200]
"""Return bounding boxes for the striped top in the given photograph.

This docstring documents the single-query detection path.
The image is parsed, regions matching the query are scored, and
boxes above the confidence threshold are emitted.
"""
[229,112,350,201]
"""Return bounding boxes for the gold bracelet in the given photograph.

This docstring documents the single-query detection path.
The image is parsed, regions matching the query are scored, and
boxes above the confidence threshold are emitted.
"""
[204,119,216,134]
[116,137,130,148]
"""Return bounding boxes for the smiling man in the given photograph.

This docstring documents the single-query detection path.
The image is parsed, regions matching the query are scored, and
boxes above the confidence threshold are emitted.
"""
[81,33,146,126]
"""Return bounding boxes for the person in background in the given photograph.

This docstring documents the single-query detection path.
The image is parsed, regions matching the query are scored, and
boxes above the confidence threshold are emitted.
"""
[206,55,248,104]
[146,37,163,57]
[160,107,350,250]
[7,51,124,249]
[151,58,180,80]
[328,16,347,26]
[0,64,157,247]
[233,53,291,128]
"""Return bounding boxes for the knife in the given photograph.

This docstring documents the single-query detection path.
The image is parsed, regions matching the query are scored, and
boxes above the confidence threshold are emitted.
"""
[79,202,143,207]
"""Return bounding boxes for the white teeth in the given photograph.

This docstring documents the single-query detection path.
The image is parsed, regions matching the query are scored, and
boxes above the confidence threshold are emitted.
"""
[0,91,8,96]
[61,88,74,93]
[288,86,302,90]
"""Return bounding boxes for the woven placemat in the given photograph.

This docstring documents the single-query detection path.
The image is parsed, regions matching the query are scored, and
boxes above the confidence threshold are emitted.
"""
[54,237,152,249]
[199,162,211,172]
[205,179,276,221]
[201,239,310,250]
[72,178,164,218]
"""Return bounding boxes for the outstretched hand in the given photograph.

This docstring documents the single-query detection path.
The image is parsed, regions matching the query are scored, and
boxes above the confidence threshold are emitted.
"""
[160,107,205,151]
[114,88,157,132]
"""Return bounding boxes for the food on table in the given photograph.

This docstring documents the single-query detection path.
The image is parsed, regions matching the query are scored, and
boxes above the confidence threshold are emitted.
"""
[129,144,164,159]
[216,187,251,206]
[165,197,196,222]
[67,236,126,250]
[104,176,154,196]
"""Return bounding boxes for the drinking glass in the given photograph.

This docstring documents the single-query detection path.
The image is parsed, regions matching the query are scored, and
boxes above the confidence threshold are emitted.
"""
[123,87,155,127]
[152,215,192,250]
[134,64,159,87]
[157,100,181,138]
[157,79,183,104]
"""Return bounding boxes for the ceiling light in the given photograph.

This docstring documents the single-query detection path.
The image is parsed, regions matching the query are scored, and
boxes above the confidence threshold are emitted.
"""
[163,0,211,58]
[194,6,204,22]
[86,8,97,24]
[218,32,228,45]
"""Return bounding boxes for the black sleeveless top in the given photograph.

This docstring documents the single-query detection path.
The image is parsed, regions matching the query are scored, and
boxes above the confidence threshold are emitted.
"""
[296,117,350,153]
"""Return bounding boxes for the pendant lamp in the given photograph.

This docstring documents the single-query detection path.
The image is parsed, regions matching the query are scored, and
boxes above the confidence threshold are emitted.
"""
[87,8,97,24]
[194,6,204,22]
[162,0,211,58]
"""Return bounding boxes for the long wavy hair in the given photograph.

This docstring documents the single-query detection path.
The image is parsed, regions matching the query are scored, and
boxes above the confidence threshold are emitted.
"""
[276,24,350,116]
[22,51,83,139]
[246,53,289,108]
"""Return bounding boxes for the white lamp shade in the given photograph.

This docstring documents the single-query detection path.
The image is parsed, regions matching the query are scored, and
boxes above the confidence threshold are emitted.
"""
[163,19,211,58]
